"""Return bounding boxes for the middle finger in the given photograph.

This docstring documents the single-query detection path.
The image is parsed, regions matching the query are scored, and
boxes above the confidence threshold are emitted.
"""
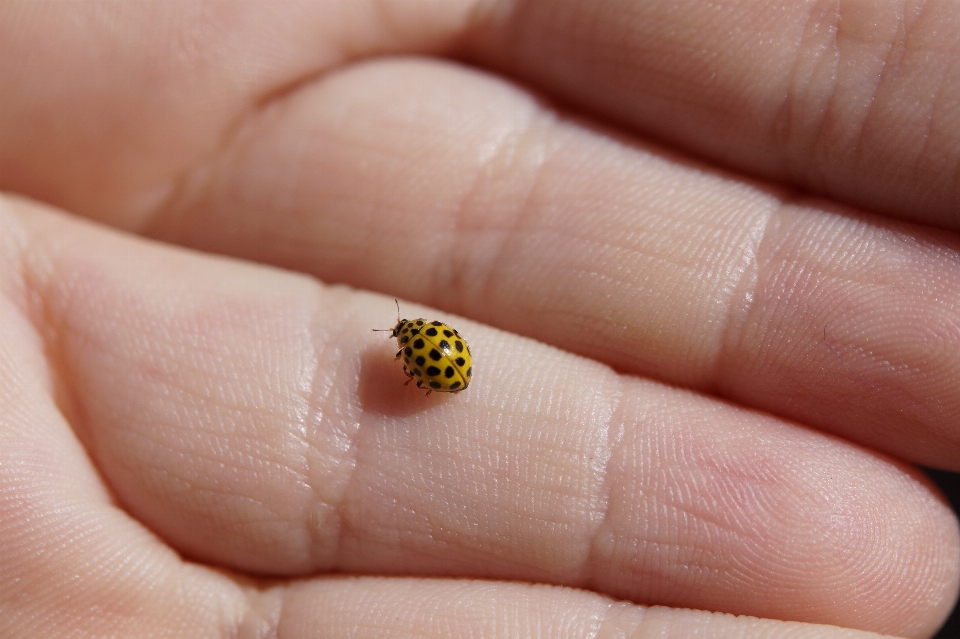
[147,58,960,470]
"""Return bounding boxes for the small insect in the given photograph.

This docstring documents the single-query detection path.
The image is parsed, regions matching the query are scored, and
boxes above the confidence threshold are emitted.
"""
[374,299,472,395]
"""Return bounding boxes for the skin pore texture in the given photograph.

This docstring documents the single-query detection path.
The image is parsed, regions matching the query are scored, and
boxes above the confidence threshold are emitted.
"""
[2,1,960,638]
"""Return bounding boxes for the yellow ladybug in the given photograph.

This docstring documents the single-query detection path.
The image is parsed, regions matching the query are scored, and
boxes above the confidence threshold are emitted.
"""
[375,300,472,395]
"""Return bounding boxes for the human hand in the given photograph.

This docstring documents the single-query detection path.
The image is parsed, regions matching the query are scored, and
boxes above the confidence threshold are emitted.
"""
[2,2,959,637]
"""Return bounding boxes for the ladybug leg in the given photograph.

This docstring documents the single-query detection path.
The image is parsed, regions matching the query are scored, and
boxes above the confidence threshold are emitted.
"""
[424,389,433,397]
[395,349,402,360]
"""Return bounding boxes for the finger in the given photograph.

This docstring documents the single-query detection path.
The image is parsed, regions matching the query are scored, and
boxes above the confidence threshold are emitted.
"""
[0,0,480,226]
[0,210,247,636]
[3,1,959,234]
[147,58,960,471]
[280,577,903,639]
[8,197,955,637]
[465,0,960,229]
[0,304,895,639]
[5,1,960,232]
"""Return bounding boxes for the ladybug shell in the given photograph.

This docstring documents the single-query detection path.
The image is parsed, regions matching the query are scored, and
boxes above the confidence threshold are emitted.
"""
[392,318,472,393]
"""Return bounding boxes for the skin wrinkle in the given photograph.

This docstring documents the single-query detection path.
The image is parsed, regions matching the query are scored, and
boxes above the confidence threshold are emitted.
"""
[593,600,639,639]
[777,0,841,190]
[16,215,116,494]
[911,58,948,194]
[138,47,269,238]
[653,458,778,593]
[468,108,561,316]
[835,0,895,168]
[869,2,919,180]
[302,293,332,570]
[713,190,774,393]
[583,375,624,590]
[834,1,952,208]
[238,585,284,639]
[145,57,313,243]
[776,2,917,198]
[822,324,883,392]
[640,511,726,593]
[6,214,74,424]
[817,0,856,181]
[658,473,770,556]
[305,291,367,572]
[149,2,475,237]
[433,105,524,306]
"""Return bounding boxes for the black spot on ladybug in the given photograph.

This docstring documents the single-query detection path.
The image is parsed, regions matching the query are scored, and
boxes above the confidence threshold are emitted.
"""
[466,367,472,377]
[455,357,465,366]
[455,341,463,352]
[431,321,442,326]
[414,368,422,376]
[425,327,438,337]
[416,320,424,326]
[429,349,441,361]
[413,339,425,349]
[400,335,409,344]
[429,381,442,389]
[449,381,461,390]
[443,329,453,337]
[415,355,425,366]
[404,346,412,357]
[444,366,454,378]
[411,328,420,335]
[426,365,441,376]
[439,339,450,351]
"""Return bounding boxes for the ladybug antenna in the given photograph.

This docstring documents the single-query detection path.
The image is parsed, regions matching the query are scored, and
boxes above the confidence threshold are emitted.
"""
[372,298,402,332]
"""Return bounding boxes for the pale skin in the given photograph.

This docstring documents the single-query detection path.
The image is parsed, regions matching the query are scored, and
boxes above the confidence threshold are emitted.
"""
[2,1,960,637]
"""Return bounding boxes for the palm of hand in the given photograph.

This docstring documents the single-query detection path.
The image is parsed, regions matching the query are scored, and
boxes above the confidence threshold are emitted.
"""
[2,2,959,638]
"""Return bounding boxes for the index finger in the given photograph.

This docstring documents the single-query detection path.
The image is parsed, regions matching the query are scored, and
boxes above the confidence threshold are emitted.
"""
[149,57,960,471]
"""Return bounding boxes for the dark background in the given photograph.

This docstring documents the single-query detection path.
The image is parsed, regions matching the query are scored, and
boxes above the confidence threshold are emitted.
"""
[927,469,960,638]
